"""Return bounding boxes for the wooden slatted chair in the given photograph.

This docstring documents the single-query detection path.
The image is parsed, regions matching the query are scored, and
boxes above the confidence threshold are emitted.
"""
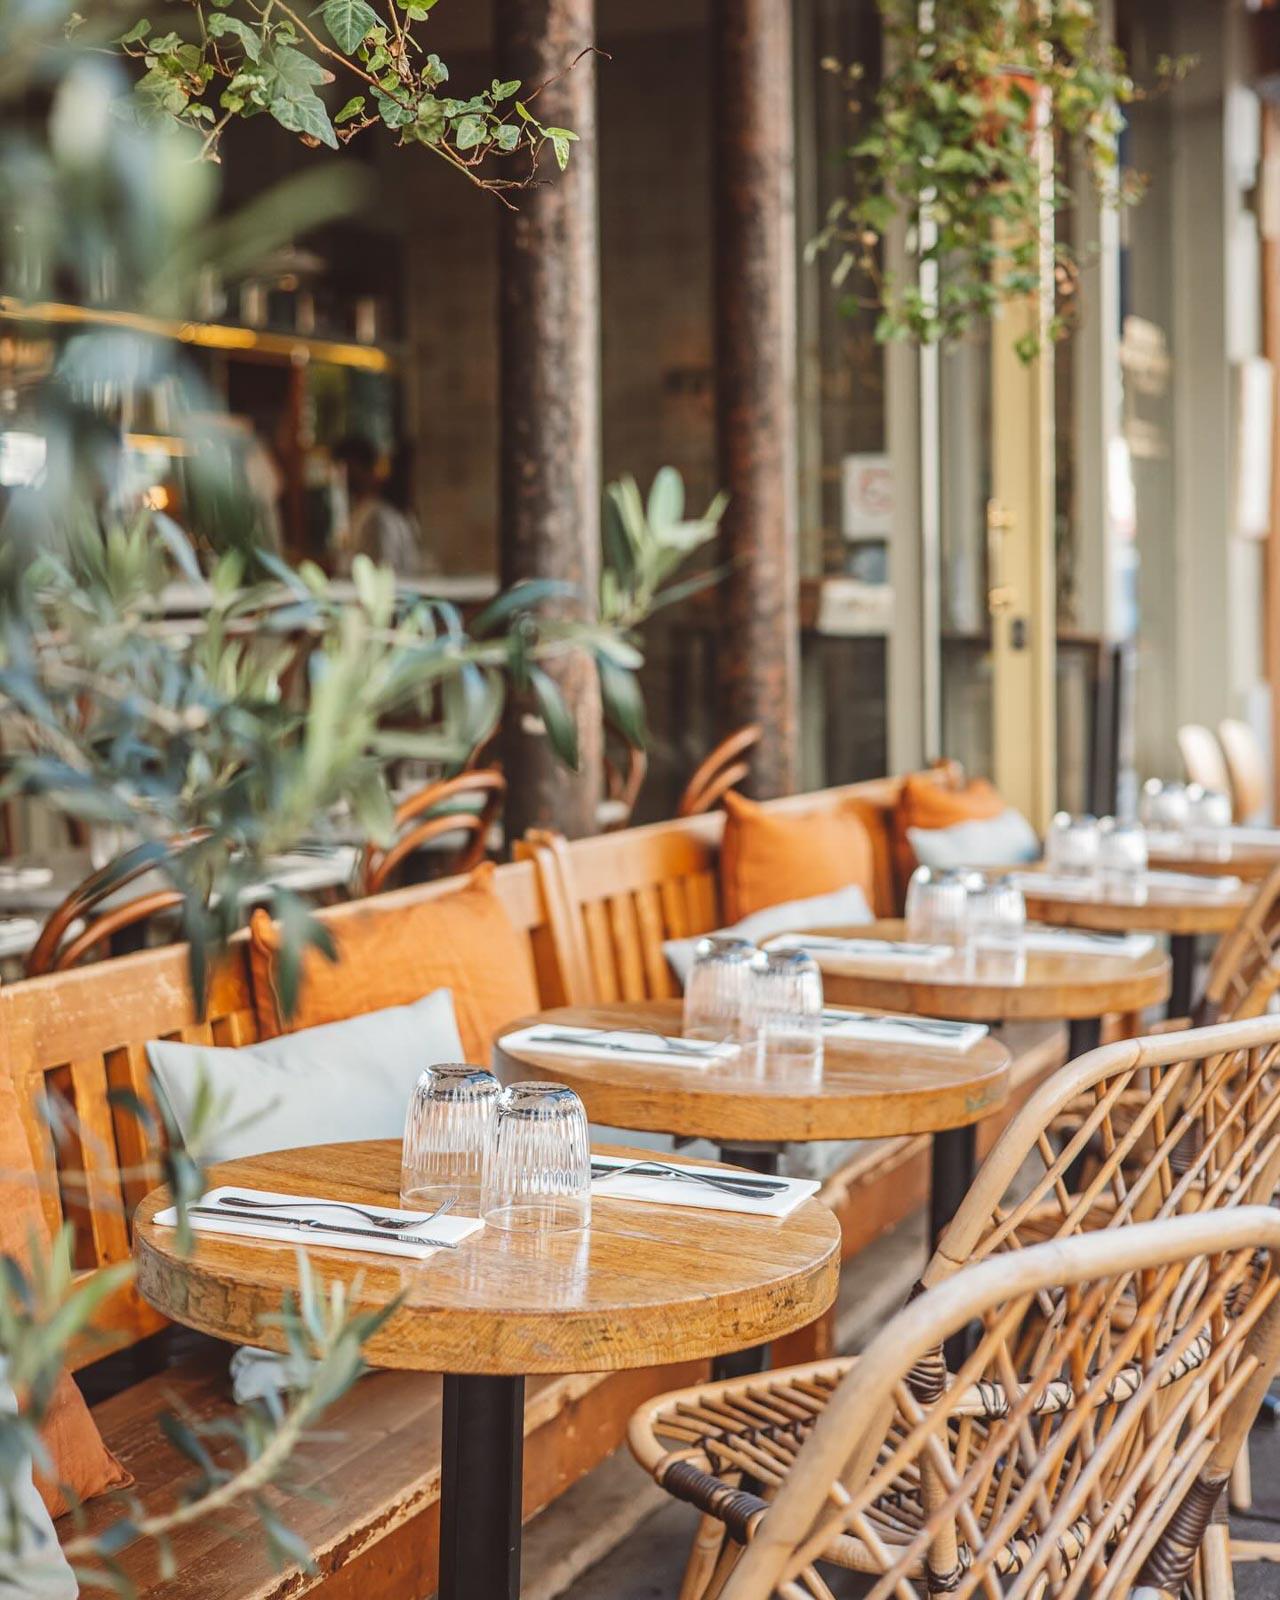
[359,768,505,894]
[1219,717,1269,824]
[676,724,763,817]
[4,858,704,1596]
[629,1015,1280,1600]
[664,1209,1280,1600]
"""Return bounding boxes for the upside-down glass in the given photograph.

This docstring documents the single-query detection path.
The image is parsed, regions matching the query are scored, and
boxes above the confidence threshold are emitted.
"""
[966,874,1026,948]
[1043,811,1073,870]
[400,1064,501,1215]
[1188,785,1233,829]
[683,935,758,1043]
[1097,818,1148,882]
[481,1082,592,1233]
[748,948,823,1075]
[1052,814,1101,876]
[904,866,969,946]
[1140,779,1191,833]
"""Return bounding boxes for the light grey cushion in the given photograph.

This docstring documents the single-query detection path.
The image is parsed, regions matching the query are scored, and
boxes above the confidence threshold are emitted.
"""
[663,884,873,987]
[146,988,465,1162]
[907,808,1040,871]
[0,1364,79,1598]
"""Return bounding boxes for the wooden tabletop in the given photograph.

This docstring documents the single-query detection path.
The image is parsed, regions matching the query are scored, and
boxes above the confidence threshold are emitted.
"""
[133,1140,841,1376]
[1016,867,1251,936]
[788,918,1171,1022]
[495,1000,1012,1143]
[1146,842,1280,884]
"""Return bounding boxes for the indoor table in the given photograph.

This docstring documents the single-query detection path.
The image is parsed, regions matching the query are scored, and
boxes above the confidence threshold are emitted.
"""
[495,997,1012,1285]
[1013,866,1250,1019]
[133,1138,840,1600]
[1145,832,1280,884]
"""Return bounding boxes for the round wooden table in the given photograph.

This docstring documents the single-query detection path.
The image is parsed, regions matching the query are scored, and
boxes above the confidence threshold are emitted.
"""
[1147,836,1280,884]
[495,997,1013,1288]
[1016,868,1251,1019]
[134,1138,840,1600]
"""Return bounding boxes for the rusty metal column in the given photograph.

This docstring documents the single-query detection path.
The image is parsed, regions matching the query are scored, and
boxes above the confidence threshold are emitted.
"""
[712,0,800,798]
[496,0,602,840]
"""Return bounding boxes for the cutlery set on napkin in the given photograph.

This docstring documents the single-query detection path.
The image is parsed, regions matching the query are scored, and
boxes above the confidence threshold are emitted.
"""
[764,933,952,972]
[1017,926,1157,958]
[500,1024,742,1070]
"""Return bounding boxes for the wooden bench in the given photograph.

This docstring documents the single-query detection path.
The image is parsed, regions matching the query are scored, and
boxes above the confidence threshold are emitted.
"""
[516,780,1067,1360]
[4,859,704,1598]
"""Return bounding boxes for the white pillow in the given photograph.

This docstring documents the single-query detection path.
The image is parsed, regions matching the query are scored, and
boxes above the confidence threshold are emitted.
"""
[908,808,1040,872]
[146,987,465,1162]
[663,884,872,987]
[0,1363,79,1598]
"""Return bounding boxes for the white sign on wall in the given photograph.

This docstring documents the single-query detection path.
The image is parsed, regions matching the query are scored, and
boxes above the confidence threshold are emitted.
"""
[840,452,893,539]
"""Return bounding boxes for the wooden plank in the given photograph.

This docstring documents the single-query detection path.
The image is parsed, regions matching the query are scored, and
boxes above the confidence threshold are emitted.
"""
[66,1055,130,1267]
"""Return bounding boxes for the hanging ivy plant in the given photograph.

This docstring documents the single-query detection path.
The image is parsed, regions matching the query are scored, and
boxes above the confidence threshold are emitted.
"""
[810,0,1193,358]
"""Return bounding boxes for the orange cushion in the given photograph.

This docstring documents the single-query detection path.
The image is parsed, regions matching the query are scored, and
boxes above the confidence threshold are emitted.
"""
[248,863,540,1063]
[0,1069,131,1519]
[719,790,878,923]
[892,773,1007,887]
[845,796,899,918]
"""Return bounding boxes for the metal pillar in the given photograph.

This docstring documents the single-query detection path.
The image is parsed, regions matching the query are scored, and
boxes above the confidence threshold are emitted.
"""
[711,0,800,797]
[497,0,602,839]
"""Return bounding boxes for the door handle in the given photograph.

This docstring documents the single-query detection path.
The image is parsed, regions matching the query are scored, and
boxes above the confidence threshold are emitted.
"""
[986,499,1016,617]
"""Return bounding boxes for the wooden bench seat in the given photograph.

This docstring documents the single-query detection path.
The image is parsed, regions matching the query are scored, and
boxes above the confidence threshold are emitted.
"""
[66,1348,705,1598]
[3,856,699,1596]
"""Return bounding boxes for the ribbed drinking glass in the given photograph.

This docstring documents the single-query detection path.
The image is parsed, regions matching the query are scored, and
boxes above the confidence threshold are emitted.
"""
[905,866,968,945]
[748,948,823,1076]
[1098,818,1148,881]
[683,935,757,1043]
[481,1082,592,1233]
[400,1064,501,1215]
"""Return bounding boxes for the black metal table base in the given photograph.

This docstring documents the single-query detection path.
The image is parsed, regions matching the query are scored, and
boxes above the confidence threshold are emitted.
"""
[439,1372,525,1600]
[1067,1015,1102,1061]
[932,1123,979,1370]
[1170,934,1197,1020]
[712,1146,781,1382]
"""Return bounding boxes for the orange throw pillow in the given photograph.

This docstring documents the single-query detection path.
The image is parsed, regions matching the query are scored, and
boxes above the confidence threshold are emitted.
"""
[892,773,1007,888]
[720,790,877,923]
[248,863,540,1063]
[0,1069,131,1519]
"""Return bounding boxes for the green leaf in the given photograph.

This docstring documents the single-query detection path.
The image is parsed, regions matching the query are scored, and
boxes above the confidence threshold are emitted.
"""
[646,465,684,532]
[551,134,571,171]
[597,655,646,748]
[317,0,380,54]
[116,18,150,44]
[492,78,520,99]
[454,113,487,150]
[270,88,338,148]
[493,121,520,152]
[267,42,332,92]
[206,12,262,60]
[527,666,579,770]
[335,94,366,123]
[374,87,415,128]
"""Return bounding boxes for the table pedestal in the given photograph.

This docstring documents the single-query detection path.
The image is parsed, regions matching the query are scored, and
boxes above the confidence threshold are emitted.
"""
[1067,1016,1103,1061]
[711,1145,781,1382]
[439,1373,525,1600]
[1170,934,1197,1019]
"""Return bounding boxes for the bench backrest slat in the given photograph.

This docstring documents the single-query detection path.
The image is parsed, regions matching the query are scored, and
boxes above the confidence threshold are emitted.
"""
[521,778,910,1006]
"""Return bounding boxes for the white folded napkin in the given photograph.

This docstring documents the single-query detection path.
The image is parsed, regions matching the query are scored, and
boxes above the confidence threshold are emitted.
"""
[820,1009,988,1054]
[153,1185,485,1259]
[0,867,52,892]
[1008,872,1098,899]
[503,1024,741,1070]
[765,934,952,972]
[1140,869,1244,895]
[1197,826,1280,849]
[1020,927,1156,958]
[590,1155,817,1218]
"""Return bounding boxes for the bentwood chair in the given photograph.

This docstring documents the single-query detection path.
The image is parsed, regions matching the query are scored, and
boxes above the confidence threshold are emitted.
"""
[1179,721,1232,796]
[359,769,505,894]
[630,1015,1280,1599]
[24,837,205,976]
[668,1209,1280,1600]
[1195,861,1280,1024]
[1219,717,1269,824]
[602,732,648,832]
[676,724,763,817]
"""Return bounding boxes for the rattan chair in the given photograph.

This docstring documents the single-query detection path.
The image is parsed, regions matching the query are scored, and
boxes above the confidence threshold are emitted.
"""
[359,768,505,894]
[653,1209,1280,1600]
[630,1015,1280,1600]
[1195,861,1280,1024]
[1219,717,1268,824]
[676,724,763,817]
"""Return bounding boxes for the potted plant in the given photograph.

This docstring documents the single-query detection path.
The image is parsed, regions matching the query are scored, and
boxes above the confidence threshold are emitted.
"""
[810,0,1192,357]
